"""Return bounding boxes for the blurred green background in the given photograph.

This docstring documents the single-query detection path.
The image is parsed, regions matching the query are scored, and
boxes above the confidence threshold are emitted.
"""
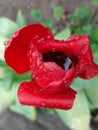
[0,0,98,130]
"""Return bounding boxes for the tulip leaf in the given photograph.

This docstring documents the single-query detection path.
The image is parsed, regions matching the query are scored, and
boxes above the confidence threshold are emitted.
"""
[0,88,10,114]
[84,76,98,109]
[55,91,90,130]
[10,101,37,121]
[0,17,18,38]
[94,52,98,64]
[16,11,27,28]
[9,83,37,120]
[1,71,14,91]
[72,78,90,91]
[55,27,71,40]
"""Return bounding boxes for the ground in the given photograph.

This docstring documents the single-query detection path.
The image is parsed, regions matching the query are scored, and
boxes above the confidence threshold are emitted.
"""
[0,0,97,130]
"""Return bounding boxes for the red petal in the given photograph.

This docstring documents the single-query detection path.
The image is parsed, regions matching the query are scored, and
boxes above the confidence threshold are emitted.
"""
[27,43,42,73]
[36,35,90,56]
[33,62,66,88]
[78,62,98,79]
[4,30,30,74]
[4,24,53,74]
[18,81,77,110]
[75,42,98,79]
[40,68,76,94]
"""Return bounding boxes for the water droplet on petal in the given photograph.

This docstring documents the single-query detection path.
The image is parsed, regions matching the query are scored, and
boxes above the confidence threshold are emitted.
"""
[70,42,74,46]
[40,102,46,107]
[67,104,71,109]
[64,81,67,84]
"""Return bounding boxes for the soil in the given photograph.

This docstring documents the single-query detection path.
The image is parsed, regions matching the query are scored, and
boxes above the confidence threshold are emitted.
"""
[0,109,70,130]
[0,0,97,130]
[0,0,95,26]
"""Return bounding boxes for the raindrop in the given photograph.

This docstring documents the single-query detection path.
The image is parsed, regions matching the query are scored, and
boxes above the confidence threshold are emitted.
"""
[70,42,74,46]
[67,104,71,109]
[38,38,44,43]
[47,35,51,39]
[40,102,46,107]
[64,81,67,84]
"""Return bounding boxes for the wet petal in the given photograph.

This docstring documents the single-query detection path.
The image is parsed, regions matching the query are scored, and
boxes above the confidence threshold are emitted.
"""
[4,24,53,74]
[78,62,98,79]
[33,62,66,88]
[37,35,90,56]
[36,68,76,94]
[18,81,77,110]
[75,44,98,79]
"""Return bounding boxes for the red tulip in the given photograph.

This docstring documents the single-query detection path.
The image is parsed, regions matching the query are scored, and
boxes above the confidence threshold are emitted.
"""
[4,24,98,110]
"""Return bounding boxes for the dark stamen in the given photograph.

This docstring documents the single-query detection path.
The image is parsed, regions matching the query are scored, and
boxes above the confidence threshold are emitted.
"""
[43,51,76,71]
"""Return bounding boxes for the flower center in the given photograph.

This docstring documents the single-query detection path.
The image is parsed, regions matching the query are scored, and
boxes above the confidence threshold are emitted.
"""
[43,51,76,71]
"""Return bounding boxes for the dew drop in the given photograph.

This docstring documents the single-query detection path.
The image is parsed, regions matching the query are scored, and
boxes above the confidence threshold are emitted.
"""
[64,81,67,84]
[67,104,71,109]
[70,42,74,45]
[40,102,46,107]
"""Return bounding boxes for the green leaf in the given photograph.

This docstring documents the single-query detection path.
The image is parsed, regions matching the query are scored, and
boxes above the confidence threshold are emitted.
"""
[0,85,16,114]
[0,82,37,120]
[55,27,71,40]
[82,25,92,34]
[41,108,55,114]
[92,44,98,53]
[94,52,98,64]
[56,91,90,130]
[92,0,98,6]
[10,101,37,121]
[16,11,27,28]
[74,27,83,34]
[13,71,31,83]
[75,7,92,24]
[0,60,6,67]
[30,9,41,21]
[91,27,98,42]
[0,88,10,114]
[1,71,14,91]
[0,36,8,60]
[0,17,18,38]
[72,78,90,91]
[43,17,53,28]
[53,6,64,19]
[84,76,98,109]
[9,83,37,120]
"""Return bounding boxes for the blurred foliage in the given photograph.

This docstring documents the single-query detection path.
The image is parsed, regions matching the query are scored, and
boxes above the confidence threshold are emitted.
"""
[92,0,98,6]
[16,11,27,28]
[0,17,18,38]
[30,9,41,21]
[56,91,90,130]
[67,6,98,53]
[53,6,64,20]
[0,4,98,130]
